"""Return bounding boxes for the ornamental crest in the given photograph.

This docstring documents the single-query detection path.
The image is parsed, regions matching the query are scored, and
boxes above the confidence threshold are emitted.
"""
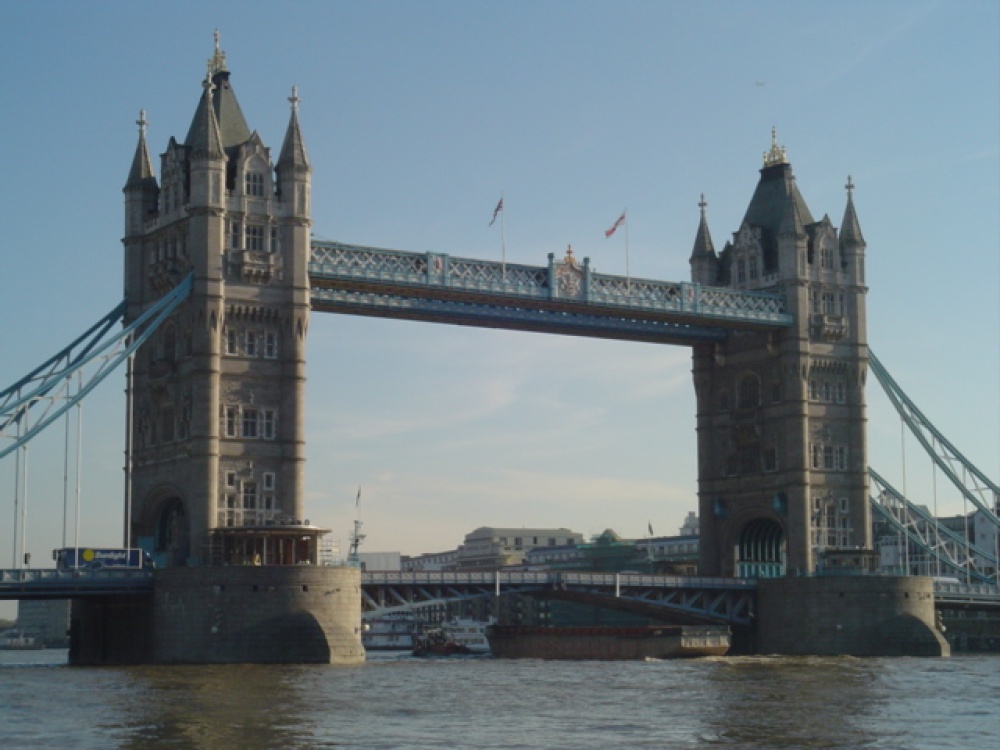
[556,245,584,299]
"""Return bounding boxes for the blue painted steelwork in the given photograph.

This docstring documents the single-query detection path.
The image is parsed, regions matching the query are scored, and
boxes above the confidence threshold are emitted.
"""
[309,241,792,344]
[869,350,1000,529]
[934,580,1000,609]
[0,568,153,599]
[359,570,757,626]
[0,273,193,461]
[869,468,997,583]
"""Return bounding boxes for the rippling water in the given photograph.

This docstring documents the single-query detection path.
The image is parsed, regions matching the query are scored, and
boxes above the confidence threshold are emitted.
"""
[2,650,998,749]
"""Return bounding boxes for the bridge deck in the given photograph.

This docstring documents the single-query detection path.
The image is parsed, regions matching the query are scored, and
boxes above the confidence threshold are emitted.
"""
[309,241,793,344]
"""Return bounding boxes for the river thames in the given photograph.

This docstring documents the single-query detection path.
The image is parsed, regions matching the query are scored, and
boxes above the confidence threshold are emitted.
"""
[1,649,997,749]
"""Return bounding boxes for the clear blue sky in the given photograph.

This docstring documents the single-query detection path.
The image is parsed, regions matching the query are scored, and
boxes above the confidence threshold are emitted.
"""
[1,1,997,601]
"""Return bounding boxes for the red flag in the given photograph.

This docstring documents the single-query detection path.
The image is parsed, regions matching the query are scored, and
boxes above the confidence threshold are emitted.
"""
[605,210,626,238]
[489,197,504,227]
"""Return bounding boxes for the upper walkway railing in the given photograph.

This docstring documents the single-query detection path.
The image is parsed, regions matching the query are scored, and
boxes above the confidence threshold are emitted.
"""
[309,241,792,344]
[0,568,153,599]
[359,570,758,590]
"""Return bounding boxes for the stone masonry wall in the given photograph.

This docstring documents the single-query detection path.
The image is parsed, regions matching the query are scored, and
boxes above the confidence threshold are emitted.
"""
[756,575,949,657]
[152,566,364,664]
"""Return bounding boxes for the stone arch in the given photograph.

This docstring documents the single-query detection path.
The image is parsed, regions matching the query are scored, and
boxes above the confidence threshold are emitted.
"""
[736,516,785,578]
[137,489,191,567]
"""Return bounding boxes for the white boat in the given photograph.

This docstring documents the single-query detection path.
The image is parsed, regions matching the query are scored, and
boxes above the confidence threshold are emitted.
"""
[362,613,420,651]
[439,617,494,654]
[0,630,44,650]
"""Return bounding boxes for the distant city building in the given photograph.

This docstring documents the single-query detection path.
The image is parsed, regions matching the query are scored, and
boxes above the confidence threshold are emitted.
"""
[678,511,699,536]
[457,527,584,570]
[357,552,401,571]
[16,600,69,647]
[401,549,459,571]
[525,516,703,575]
[972,506,999,580]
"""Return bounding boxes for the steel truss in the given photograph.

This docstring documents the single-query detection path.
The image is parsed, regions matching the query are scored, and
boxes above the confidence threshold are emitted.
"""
[360,571,756,626]
[0,274,193,462]
[869,468,996,583]
[310,240,792,343]
[869,350,1000,529]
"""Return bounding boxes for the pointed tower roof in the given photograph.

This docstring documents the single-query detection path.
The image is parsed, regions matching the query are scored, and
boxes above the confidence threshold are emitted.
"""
[741,129,814,270]
[690,194,716,259]
[186,73,226,160]
[277,86,310,172]
[184,31,251,154]
[125,110,157,188]
[839,175,866,247]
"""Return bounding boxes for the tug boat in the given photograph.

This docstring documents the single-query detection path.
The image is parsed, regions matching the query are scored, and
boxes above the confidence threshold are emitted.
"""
[412,617,494,656]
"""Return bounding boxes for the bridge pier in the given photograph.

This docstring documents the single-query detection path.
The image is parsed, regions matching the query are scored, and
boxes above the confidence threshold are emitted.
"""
[70,566,365,665]
[755,575,949,657]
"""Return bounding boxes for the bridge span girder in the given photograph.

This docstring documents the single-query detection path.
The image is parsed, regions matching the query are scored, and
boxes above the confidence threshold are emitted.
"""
[359,571,758,626]
[309,241,791,345]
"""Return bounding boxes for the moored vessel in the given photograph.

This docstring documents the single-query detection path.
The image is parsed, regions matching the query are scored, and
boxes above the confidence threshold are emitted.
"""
[486,625,729,660]
[413,617,494,656]
[0,630,45,650]
[362,613,420,651]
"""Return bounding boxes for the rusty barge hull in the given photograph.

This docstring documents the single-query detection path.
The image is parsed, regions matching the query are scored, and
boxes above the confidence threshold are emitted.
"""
[487,625,730,660]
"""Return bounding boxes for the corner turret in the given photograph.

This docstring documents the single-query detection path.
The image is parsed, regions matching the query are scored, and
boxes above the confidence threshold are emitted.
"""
[839,176,866,284]
[689,194,718,285]
[123,110,159,237]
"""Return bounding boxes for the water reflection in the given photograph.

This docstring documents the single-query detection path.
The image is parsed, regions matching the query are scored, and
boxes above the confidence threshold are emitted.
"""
[698,656,883,748]
[113,664,343,750]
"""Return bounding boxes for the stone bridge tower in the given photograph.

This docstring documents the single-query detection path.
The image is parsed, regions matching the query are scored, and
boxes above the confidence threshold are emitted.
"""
[122,36,312,566]
[690,132,871,577]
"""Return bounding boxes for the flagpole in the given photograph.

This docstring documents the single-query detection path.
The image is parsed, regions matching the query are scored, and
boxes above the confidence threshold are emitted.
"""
[624,207,630,293]
[500,190,506,282]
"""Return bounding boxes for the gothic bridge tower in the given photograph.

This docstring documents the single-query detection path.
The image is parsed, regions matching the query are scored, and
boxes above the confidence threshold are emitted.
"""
[690,132,870,577]
[122,37,312,566]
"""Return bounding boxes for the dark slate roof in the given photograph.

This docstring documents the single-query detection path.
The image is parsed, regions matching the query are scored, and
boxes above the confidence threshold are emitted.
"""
[840,186,866,247]
[125,123,156,189]
[742,162,815,271]
[184,71,251,155]
[277,93,310,173]
[689,195,716,260]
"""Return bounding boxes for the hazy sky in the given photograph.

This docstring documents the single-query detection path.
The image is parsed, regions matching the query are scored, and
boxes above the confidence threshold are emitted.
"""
[1,1,997,608]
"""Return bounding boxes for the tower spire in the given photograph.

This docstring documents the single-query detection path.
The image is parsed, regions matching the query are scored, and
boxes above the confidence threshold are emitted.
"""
[689,193,719,285]
[187,72,225,160]
[278,85,310,172]
[125,109,156,187]
[208,28,228,77]
[840,175,866,247]
[763,126,788,167]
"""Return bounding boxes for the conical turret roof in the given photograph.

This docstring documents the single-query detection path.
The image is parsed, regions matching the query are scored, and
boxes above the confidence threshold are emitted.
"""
[277,86,310,172]
[125,110,157,189]
[184,33,251,155]
[840,176,866,247]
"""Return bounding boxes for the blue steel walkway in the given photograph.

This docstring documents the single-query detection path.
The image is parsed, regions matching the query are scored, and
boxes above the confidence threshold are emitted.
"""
[309,241,793,345]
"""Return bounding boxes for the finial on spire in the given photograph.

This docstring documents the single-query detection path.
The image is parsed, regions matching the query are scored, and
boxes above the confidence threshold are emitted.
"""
[207,28,228,76]
[763,126,788,167]
[845,175,855,197]
[202,68,216,95]
[289,85,300,113]
[136,109,148,137]
[699,193,707,216]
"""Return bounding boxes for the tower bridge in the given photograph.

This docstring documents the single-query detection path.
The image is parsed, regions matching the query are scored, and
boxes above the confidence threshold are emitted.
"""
[3,37,996,662]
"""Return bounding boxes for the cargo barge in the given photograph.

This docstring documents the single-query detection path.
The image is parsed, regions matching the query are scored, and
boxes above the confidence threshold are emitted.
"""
[486,625,730,660]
